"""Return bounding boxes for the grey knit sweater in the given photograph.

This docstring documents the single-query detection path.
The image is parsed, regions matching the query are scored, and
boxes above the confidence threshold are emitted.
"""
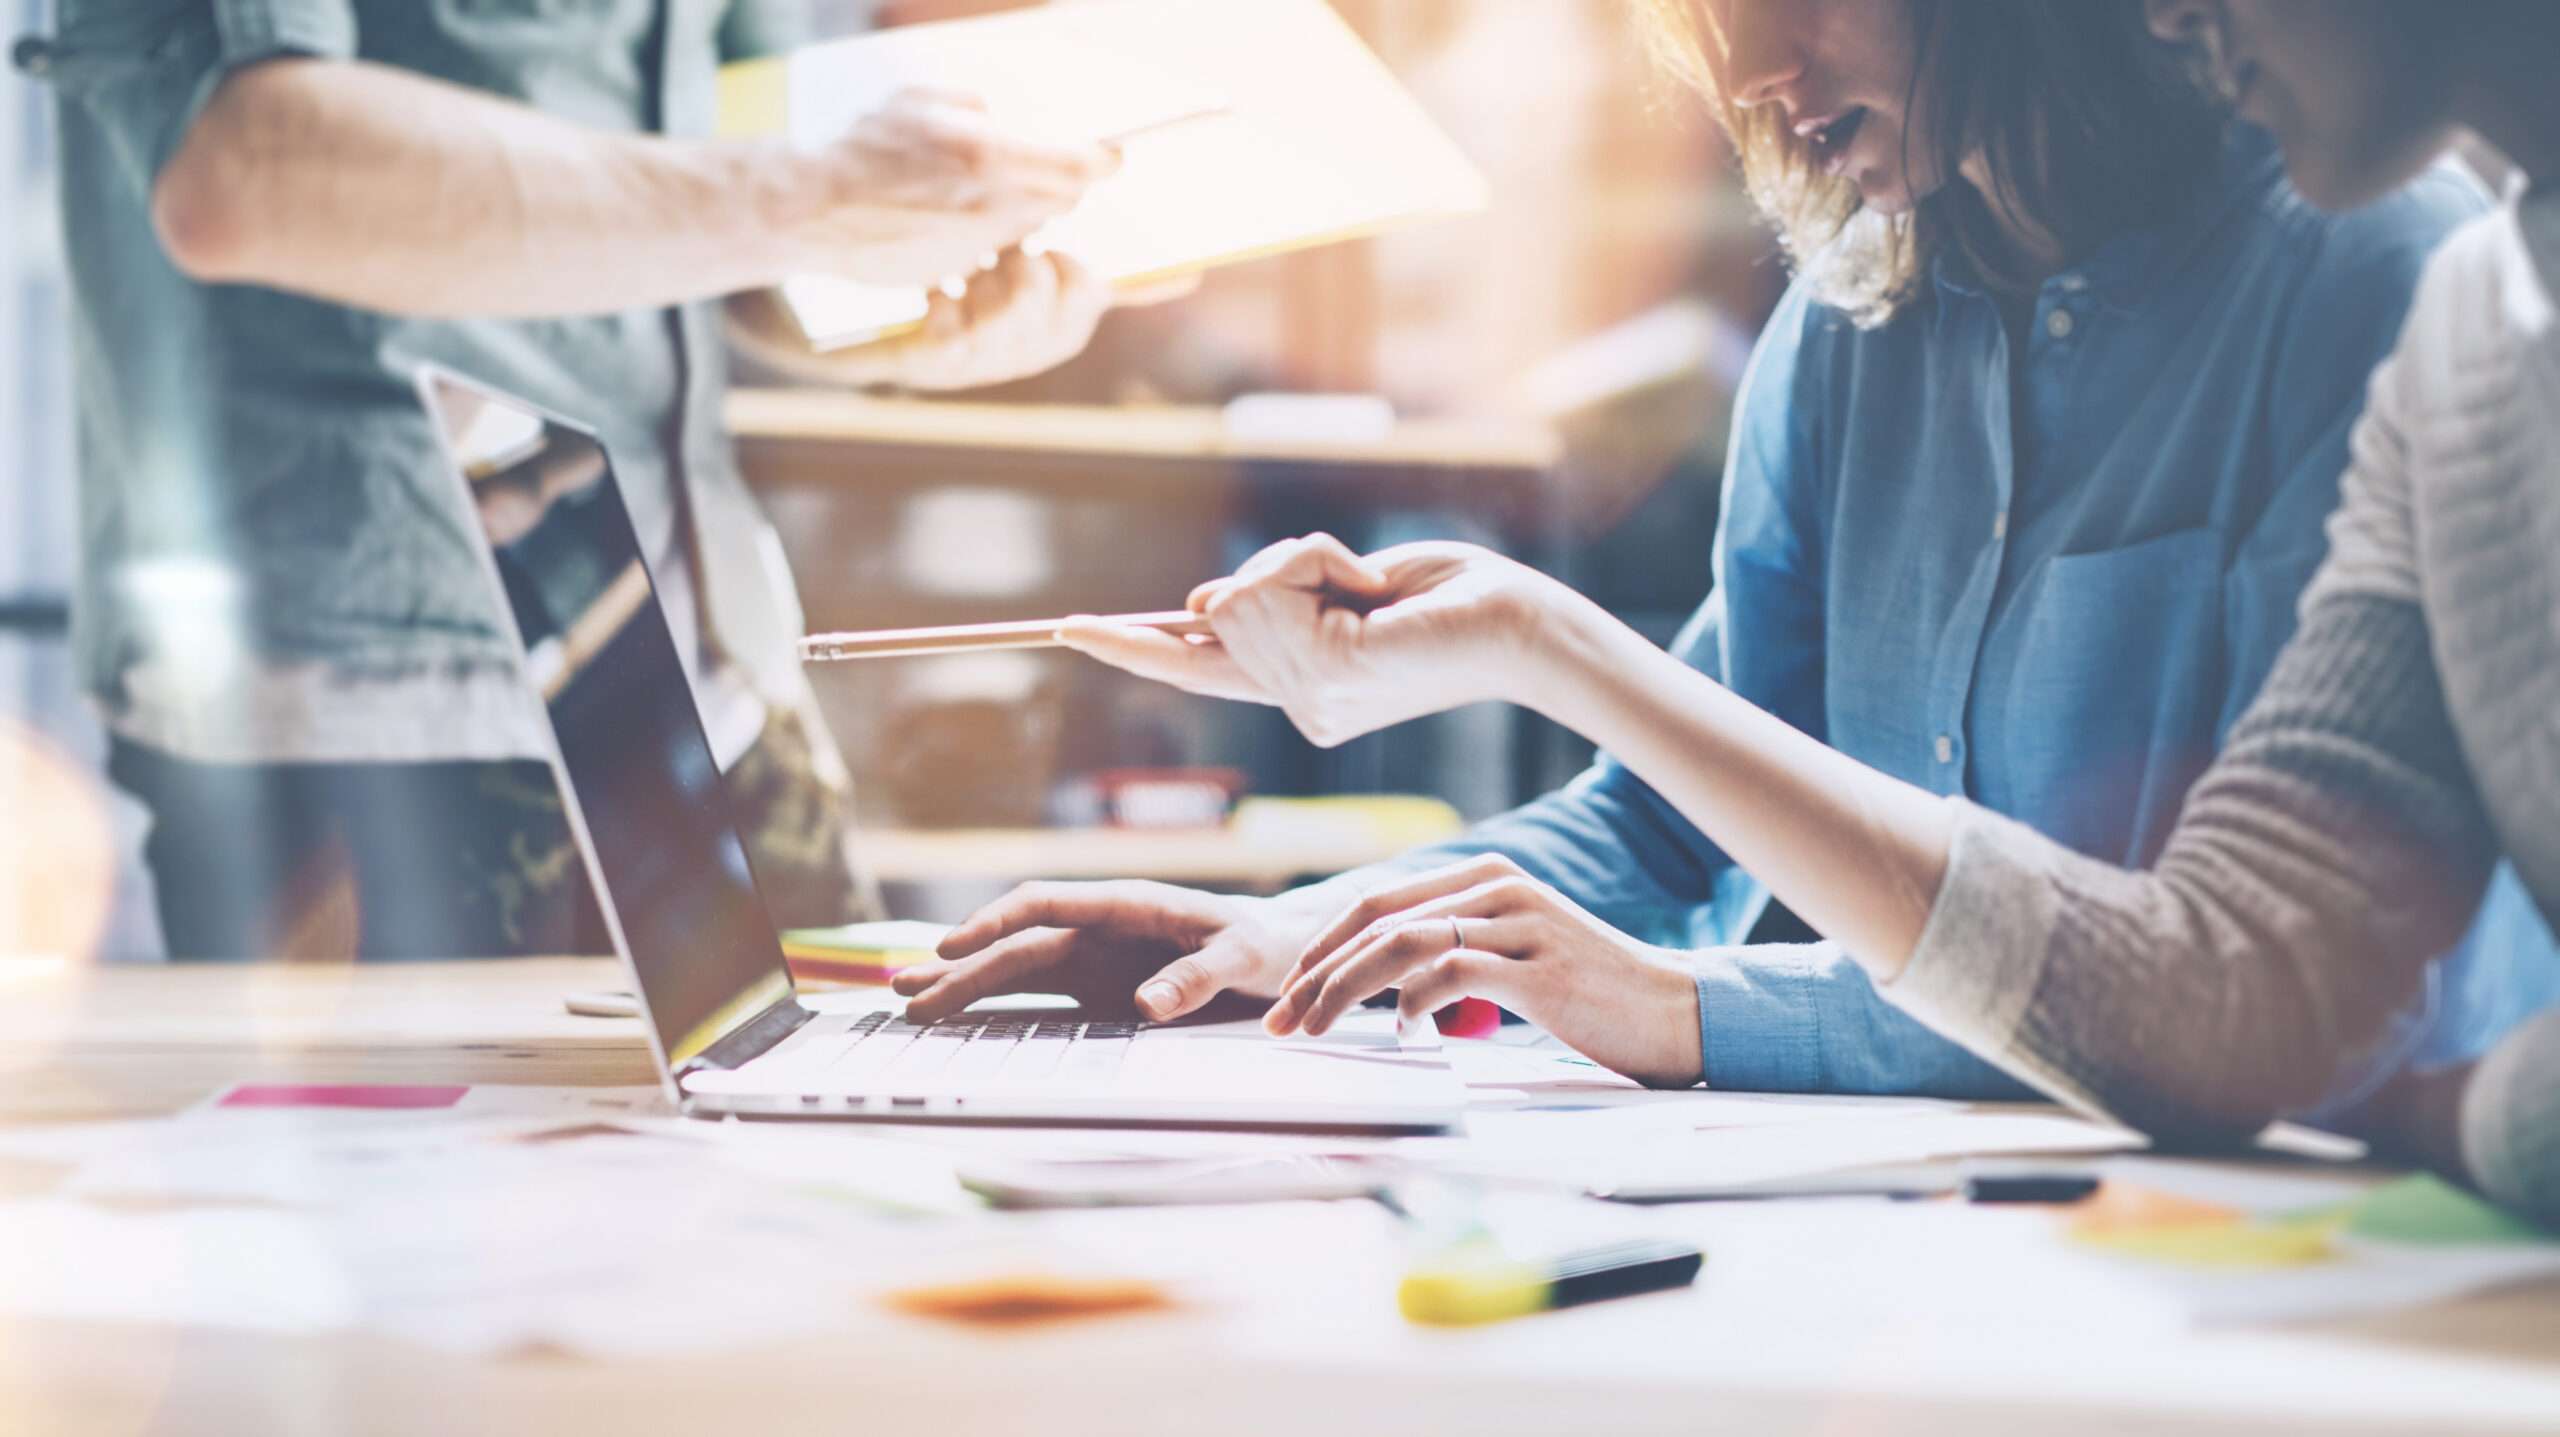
[1888,188,2560,1225]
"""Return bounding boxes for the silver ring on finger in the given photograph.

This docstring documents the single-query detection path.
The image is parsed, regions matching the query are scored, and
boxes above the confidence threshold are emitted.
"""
[1449,915,1469,954]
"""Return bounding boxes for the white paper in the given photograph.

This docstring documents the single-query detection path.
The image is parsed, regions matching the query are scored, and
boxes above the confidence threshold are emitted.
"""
[756,0,1486,349]
[1586,1110,2145,1201]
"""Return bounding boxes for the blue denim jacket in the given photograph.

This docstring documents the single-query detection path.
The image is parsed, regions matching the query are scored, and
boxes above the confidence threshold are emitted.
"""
[1370,133,2560,1115]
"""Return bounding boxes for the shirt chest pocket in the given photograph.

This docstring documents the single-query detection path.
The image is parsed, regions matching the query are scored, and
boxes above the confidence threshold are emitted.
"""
[1985,525,2227,861]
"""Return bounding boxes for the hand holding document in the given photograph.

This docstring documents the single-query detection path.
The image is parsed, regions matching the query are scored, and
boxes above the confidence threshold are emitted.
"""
[719,0,1488,349]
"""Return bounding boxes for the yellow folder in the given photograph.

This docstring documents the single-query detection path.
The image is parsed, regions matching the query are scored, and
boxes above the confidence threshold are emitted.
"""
[717,0,1489,350]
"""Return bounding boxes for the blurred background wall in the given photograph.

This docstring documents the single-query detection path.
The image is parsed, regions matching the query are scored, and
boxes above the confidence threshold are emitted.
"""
[6,0,164,958]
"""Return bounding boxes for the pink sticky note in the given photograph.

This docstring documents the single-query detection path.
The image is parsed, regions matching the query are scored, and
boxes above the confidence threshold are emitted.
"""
[217,1084,469,1110]
[1432,997,1503,1040]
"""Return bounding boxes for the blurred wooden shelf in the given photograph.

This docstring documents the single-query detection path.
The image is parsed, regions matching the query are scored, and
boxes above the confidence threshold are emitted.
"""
[726,389,1558,471]
[858,824,1425,887]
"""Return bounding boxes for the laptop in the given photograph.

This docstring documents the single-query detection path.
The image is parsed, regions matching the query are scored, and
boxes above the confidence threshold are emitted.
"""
[415,364,1465,1131]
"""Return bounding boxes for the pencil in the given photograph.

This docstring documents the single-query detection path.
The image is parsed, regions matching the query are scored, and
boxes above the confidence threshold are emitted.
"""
[798,610,1209,663]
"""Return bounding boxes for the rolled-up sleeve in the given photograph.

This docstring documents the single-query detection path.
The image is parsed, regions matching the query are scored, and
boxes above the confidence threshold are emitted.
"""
[1695,939,2035,1098]
[39,0,356,182]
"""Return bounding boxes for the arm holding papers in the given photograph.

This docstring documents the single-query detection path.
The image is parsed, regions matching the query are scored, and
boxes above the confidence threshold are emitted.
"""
[152,64,1120,388]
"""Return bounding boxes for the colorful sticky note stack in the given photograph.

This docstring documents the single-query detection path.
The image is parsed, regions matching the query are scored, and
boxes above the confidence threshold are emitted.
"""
[2066,1173,2556,1270]
[779,920,950,989]
[2065,1181,2340,1268]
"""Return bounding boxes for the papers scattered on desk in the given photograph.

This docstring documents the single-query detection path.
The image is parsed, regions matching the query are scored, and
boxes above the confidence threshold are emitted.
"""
[2,1061,2550,1358]
[1442,1041,1647,1095]
[0,1087,982,1357]
[1577,1108,2141,1202]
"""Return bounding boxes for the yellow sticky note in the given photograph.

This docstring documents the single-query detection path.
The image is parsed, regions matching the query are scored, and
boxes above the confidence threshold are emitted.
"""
[2072,1220,2339,1269]
[716,56,790,140]
[2066,1180,2338,1269]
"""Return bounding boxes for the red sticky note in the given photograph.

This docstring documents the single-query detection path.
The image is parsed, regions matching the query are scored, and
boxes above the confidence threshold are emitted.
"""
[217,1084,469,1110]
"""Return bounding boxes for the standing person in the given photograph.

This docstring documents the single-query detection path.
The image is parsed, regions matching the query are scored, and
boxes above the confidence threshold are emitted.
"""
[992,1,2560,1223]
[895,0,2551,1127]
[18,1,1144,958]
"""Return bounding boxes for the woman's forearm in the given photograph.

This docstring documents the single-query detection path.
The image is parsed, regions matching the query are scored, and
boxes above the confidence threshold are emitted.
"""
[1517,590,1952,980]
[1512,575,2501,1157]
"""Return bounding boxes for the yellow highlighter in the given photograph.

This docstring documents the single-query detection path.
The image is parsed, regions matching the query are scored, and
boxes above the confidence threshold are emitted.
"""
[1398,1238,1704,1327]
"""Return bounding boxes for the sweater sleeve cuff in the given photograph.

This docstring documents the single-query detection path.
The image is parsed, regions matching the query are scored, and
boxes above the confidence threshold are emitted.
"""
[2460,1008,2560,1228]
[1878,798,2059,1062]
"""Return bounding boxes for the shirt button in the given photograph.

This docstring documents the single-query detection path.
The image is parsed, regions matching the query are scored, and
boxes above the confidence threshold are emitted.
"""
[1935,735,1955,765]
[2045,308,2076,340]
[1992,513,2009,541]
[2058,274,2088,293]
[11,36,53,77]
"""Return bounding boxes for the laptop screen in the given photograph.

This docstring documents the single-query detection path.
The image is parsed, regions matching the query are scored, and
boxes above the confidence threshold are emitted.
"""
[421,371,794,1069]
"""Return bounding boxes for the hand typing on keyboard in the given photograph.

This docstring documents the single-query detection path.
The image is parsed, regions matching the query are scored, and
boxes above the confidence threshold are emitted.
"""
[894,880,1318,1023]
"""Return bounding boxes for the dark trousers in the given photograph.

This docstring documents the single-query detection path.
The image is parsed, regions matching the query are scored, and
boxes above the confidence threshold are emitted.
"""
[109,739,608,960]
[110,710,873,961]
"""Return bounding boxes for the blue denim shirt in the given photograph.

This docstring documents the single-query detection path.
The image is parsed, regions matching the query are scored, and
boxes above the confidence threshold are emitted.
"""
[1370,133,2559,1116]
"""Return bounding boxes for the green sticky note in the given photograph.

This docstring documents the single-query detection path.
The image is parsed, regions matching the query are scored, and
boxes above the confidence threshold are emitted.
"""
[2345,1175,2553,1247]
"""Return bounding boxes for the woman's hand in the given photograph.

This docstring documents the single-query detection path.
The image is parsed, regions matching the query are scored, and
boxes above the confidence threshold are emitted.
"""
[1061,534,1586,747]
[1269,854,1705,1089]
[891,880,1315,1022]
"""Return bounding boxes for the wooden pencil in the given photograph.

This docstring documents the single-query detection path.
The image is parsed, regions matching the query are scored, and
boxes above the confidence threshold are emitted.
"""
[798,610,1209,663]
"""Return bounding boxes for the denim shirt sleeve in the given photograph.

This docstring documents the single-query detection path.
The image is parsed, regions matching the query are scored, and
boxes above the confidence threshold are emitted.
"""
[39,0,356,187]
[1315,283,1833,952]
[1694,941,2037,1098]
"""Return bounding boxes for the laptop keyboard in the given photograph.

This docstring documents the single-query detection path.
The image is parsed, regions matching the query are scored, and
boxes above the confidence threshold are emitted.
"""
[815,1009,1138,1087]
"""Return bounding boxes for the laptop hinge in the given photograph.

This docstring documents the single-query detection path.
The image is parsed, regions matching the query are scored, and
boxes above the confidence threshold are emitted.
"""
[682,993,812,1076]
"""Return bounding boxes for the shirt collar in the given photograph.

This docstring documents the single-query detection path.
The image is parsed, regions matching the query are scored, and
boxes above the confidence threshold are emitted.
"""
[1930,124,2283,314]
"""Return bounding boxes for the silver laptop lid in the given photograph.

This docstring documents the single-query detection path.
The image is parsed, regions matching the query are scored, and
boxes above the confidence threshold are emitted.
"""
[416,365,799,1083]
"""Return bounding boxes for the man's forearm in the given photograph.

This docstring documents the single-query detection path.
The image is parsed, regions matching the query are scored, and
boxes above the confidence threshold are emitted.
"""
[152,58,809,316]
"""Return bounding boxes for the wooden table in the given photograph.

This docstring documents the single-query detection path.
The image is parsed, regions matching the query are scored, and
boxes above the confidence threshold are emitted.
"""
[3,959,2556,1436]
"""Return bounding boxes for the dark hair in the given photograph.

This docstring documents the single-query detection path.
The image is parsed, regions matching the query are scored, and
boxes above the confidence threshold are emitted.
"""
[1637,0,2228,324]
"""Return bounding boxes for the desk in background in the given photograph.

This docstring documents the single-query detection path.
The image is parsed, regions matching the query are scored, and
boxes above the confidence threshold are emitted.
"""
[861,824,1416,891]
[3,958,2558,1436]
[730,389,1578,830]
